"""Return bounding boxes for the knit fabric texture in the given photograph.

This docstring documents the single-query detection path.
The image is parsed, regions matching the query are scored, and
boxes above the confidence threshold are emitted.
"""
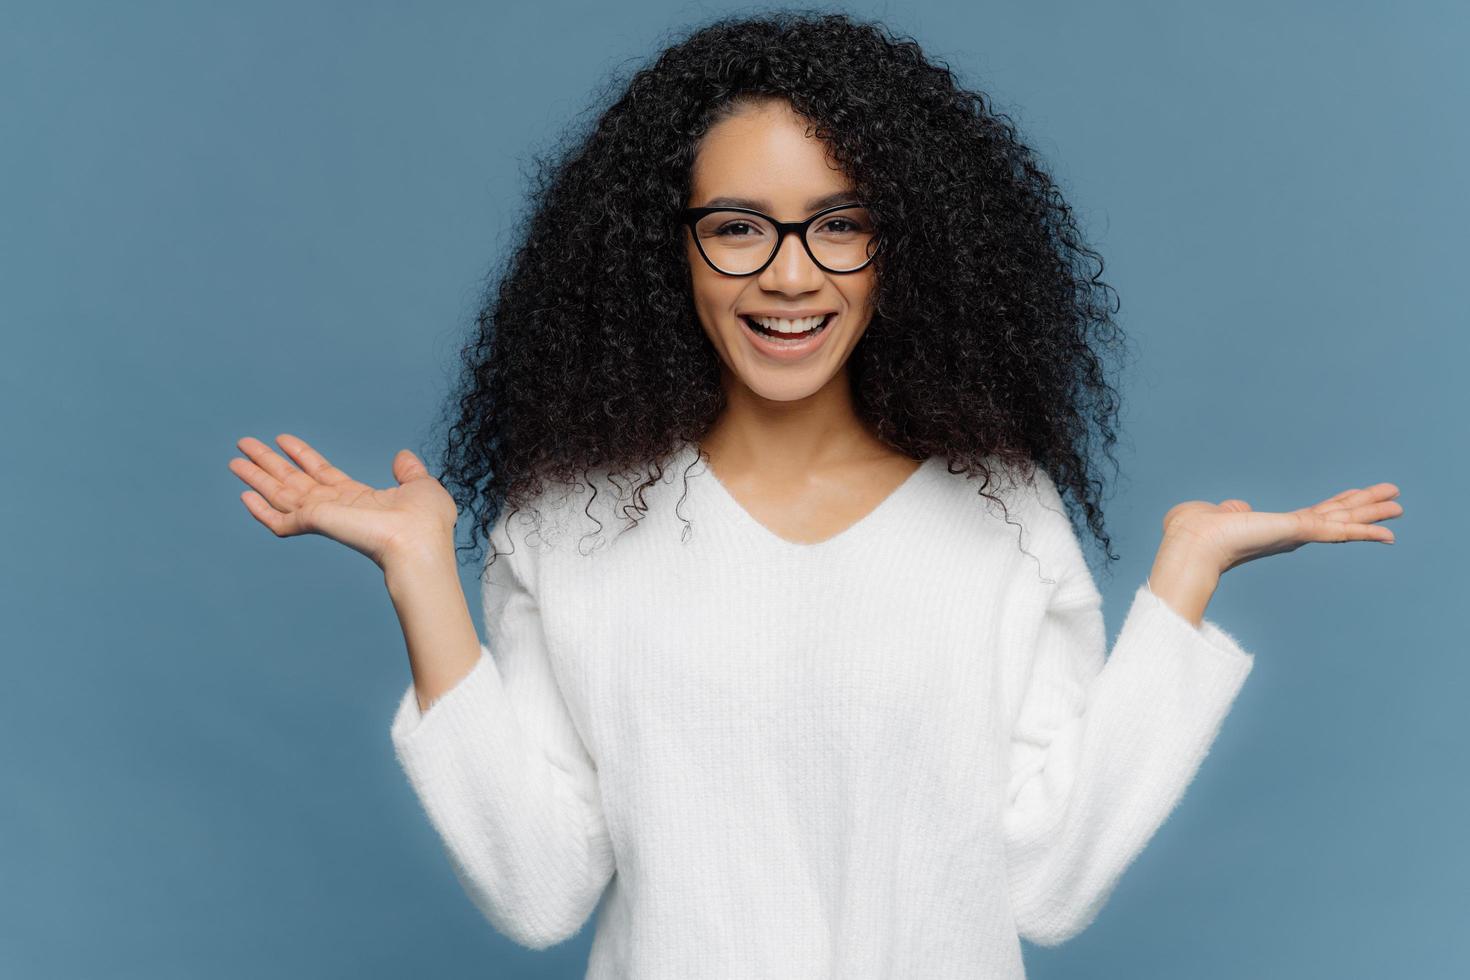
[389,443,1255,978]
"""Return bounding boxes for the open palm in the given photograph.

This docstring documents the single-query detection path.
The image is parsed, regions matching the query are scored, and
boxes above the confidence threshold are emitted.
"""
[1162,482,1402,575]
[228,433,458,569]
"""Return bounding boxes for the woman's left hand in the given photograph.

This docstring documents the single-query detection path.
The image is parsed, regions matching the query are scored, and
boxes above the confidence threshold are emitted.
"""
[1161,482,1403,576]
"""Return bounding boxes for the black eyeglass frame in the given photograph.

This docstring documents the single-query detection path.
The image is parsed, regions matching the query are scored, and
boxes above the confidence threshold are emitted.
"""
[679,202,882,276]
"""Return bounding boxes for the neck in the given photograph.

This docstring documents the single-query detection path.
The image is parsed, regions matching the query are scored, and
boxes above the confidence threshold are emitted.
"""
[700,366,894,475]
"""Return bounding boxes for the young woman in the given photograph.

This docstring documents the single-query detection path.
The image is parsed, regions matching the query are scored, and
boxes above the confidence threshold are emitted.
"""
[227,12,1400,978]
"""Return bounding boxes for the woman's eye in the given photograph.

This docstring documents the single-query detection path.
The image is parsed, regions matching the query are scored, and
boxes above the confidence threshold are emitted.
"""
[818,217,870,236]
[716,222,756,236]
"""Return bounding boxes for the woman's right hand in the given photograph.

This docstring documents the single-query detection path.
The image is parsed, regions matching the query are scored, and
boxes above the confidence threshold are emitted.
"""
[228,433,459,570]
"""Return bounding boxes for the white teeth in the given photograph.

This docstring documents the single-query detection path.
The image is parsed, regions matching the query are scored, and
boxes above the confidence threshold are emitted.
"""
[750,314,830,334]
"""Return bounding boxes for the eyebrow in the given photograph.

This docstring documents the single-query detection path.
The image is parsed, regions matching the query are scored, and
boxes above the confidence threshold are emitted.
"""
[697,191,861,213]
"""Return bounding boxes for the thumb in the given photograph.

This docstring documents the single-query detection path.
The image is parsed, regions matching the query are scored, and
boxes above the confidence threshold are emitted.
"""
[392,448,429,485]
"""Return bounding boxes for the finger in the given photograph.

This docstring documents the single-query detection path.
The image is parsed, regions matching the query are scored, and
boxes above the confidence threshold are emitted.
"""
[1347,523,1395,543]
[1303,511,1396,543]
[240,490,296,537]
[228,456,296,513]
[1320,500,1404,526]
[1348,482,1401,502]
[1316,488,1361,509]
[1314,483,1401,512]
[276,433,355,486]
[393,448,429,484]
[1325,523,1395,543]
[236,434,311,487]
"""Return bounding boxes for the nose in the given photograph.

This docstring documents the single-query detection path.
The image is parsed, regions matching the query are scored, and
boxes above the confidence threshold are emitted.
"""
[757,228,825,293]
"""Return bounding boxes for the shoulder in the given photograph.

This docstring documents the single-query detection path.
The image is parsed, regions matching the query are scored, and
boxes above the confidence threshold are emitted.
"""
[932,455,1099,606]
[1017,464,1100,607]
[488,453,690,570]
[927,453,1066,532]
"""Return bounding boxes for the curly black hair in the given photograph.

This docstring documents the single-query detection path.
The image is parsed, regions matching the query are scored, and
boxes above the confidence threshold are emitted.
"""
[428,8,1131,577]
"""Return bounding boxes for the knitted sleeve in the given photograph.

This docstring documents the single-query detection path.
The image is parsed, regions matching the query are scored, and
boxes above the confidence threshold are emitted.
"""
[388,508,615,950]
[1001,473,1255,947]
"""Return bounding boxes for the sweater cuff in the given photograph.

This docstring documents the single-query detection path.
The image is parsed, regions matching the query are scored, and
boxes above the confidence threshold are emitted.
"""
[1136,580,1255,677]
[1094,582,1256,760]
[390,644,497,750]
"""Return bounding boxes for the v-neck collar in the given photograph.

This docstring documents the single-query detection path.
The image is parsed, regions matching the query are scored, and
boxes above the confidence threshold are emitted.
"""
[680,443,937,553]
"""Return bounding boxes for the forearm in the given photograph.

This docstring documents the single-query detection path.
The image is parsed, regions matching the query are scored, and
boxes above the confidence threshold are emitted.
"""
[383,538,481,714]
[1146,533,1223,628]
[1005,571,1256,946]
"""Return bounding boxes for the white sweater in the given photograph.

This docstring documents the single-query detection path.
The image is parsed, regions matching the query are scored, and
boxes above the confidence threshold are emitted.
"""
[389,442,1255,978]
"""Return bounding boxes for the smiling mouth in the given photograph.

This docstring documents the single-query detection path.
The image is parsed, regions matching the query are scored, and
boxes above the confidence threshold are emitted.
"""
[739,313,835,339]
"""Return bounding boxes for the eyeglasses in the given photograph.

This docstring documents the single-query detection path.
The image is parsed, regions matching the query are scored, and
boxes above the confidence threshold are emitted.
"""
[680,202,881,276]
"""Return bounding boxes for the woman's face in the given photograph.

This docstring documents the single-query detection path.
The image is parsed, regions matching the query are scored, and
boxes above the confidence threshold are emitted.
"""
[685,99,878,404]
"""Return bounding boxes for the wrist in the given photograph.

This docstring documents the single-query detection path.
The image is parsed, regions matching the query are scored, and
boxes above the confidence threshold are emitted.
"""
[382,536,458,596]
[1148,536,1222,628]
[1157,526,1229,578]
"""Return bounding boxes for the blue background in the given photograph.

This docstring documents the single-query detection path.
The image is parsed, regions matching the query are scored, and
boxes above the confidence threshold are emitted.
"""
[3,1,1462,977]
